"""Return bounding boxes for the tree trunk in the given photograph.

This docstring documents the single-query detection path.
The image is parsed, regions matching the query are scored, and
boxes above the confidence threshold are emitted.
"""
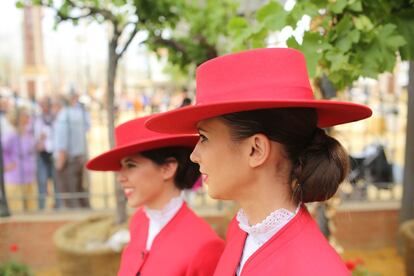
[0,113,10,217]
[400,61,414,223]
[108,34,127,225]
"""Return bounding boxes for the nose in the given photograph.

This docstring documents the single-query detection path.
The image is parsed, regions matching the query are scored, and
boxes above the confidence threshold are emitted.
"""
[116,169,127,184]
[190,143,200,164]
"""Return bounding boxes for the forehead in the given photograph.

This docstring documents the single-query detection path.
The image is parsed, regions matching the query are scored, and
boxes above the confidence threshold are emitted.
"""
[120,153,144,163]
[197,117,226,131]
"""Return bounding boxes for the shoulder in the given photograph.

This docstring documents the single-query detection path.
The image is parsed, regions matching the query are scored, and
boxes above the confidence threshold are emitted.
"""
[185,238,225,276]
[181,207,225,275]
[179,204,223,239]
[262,207,349,275]
[224,215,240,240]
[129,208,147,231]
[171,204,224,252]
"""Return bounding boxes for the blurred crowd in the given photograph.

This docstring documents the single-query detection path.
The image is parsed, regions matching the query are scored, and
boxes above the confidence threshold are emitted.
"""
[0,91,90,213]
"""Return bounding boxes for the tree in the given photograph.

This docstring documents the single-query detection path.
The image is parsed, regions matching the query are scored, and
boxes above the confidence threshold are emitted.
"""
[17,0,183,223]
[146,0,239,78]
[225,0,414,223]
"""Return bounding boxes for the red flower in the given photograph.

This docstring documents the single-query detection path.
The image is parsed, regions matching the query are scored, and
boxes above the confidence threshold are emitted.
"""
[345,258,364,271]
[345,260,357,271]
[9,244,19,252]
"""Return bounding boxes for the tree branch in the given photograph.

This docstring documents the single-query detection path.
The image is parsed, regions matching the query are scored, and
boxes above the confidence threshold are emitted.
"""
[117,23,139,58]
[66,0,117,23]
[37,0,118,24]
[151,36,187,54]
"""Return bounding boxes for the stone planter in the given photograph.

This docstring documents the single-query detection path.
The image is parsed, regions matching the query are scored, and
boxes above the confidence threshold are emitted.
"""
[53,215,126,276]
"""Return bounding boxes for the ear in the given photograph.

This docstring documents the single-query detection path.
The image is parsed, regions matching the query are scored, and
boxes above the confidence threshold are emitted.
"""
[161,157,178,181]
[247,134,271,168]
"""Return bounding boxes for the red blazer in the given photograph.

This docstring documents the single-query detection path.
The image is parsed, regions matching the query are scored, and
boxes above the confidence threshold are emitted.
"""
[214,206,350,276]
[118,203,225,276]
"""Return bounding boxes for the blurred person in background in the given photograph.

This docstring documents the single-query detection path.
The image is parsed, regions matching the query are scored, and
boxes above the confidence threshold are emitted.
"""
[0,95,13,137]
[52,93,90,208]
[2,106,37,212]
[34,96,60,209]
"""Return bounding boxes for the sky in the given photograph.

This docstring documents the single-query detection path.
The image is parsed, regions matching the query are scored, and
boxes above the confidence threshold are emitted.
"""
[0,0,168,94]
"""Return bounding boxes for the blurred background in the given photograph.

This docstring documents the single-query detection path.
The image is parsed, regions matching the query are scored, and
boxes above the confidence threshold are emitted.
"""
[0,0,413,275]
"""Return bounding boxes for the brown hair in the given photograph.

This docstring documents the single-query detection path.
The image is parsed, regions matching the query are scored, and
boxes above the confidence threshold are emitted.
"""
[6,106,29,128]
[221,108,349,203]
[140,147,200,190]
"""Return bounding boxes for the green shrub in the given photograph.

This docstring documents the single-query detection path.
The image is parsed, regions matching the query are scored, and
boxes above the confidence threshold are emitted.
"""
[0,261,33,276]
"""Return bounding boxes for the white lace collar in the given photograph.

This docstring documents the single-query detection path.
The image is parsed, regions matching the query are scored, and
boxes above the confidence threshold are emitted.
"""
[236,204,300,245]
[144,194,184,223]
[144,194,184,250]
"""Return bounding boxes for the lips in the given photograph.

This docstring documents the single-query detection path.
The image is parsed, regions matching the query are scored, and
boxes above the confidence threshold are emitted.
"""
[201,173,208,183]
[123,188,134,198]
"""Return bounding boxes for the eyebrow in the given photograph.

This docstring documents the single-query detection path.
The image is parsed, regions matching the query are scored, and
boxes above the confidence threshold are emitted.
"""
[197,127,208,133]
[121,157,137,164]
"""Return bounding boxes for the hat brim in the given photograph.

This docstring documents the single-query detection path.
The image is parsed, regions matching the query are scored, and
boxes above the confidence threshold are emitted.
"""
[146,100,372,134]
[86,135,198,171]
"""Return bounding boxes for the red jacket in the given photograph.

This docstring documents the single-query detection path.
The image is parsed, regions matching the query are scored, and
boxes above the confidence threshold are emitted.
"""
[119,203,225,276]
[214,206,350,276]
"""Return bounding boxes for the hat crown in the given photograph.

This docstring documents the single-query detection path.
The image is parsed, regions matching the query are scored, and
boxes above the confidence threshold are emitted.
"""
[196,48,314,104]
[115,117,152,147]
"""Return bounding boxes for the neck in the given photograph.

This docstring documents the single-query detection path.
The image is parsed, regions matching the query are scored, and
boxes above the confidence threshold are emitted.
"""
[146,182,181,210]
[236,172,296,225]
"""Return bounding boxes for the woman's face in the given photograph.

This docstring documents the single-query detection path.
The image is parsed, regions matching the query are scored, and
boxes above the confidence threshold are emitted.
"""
[190,118,250,200]
[117,154,165,208]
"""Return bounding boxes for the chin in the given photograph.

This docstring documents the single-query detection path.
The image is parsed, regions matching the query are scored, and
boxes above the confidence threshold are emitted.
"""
[127,199,143,209]
[207,187,228,200]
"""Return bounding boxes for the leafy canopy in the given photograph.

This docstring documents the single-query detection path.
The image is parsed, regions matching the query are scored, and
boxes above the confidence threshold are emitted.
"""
[227,0,414,90]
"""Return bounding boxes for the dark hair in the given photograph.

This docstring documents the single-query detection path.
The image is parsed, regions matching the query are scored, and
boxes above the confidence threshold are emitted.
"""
[221,108,349,203]
[140,147,200,190]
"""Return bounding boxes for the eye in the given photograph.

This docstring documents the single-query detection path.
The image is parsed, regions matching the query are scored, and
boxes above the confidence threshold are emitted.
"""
[199,133,208,143]
[124,162,136,169]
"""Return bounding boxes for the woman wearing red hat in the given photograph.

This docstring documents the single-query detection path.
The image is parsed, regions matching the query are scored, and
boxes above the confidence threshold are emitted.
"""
[87,115,224,276]
[146,48,372,276]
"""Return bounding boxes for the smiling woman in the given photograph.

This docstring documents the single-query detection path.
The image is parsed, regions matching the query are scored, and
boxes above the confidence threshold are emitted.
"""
[86,115,224,276]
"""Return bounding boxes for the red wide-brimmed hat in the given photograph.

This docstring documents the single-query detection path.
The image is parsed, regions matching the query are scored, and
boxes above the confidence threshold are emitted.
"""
[146,48,372,133]
[86,115,198,171]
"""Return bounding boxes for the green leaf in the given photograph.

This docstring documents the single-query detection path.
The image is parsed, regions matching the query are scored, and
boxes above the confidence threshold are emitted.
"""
[348,0,362,12]
[15,1,25,9]
[287,32,329,77]
[113,0,126,7]
[325,49,349,72]
[58,2,70,19]
[358,23,406,78]
[377,24,406,52]
[256,1,287,31]
[227,16,253,51]
[286,1,319,26]
[354,15,374,32]
[227,17,249,38]
[329,0,347,14]
[256,1,283,22]
[335,29,360,52]
[391,9,414,60]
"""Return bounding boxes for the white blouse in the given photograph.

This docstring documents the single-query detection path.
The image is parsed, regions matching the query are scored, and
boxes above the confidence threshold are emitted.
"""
[236,205,300,275]
[144,195,184,250]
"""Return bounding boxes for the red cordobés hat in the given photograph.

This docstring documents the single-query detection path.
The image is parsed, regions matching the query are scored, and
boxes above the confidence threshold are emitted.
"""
[86,115,198,171]
[146,48,372,133]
